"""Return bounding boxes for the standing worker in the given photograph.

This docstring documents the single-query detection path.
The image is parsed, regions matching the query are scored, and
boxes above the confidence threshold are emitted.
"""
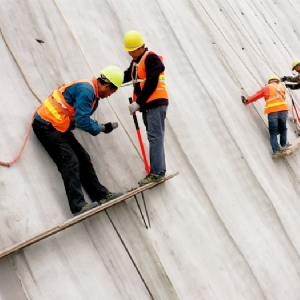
[123,30,169,185]
[32,66,124,216]
[242,74,291,159]
[281,59,300,90]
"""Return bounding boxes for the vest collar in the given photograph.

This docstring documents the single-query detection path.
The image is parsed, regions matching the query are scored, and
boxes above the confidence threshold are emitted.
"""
[92,78,100,98]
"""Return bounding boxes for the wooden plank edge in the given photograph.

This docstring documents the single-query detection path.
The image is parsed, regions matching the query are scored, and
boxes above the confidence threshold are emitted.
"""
[0,171,179,259]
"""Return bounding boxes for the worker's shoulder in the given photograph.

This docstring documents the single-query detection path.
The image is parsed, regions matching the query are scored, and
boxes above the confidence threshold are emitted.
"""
[69,80,94,90]
[145,51,165,67]
[66,81,95,98]
[146,51,162,60]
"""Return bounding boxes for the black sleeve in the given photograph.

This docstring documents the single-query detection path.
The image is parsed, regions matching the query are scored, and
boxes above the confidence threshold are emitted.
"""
[123,61,133,84]
[290,83,300,90]
[136,53,165,106]
[285,74,300,83]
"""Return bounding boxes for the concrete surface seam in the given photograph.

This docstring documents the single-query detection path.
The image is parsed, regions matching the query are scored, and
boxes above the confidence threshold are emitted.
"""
[0,27,42,104]
[188,0,273,132]
[52,0,94,77]
[165,118,267,298]
[129,201,180,300]
[257,1,293,54]
[0,234,30,299]
[7,255,31,300]
[188,0,260,87]
[219,0,274,71]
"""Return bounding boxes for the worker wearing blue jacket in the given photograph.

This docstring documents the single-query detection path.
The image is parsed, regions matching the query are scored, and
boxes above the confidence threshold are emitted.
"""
[32,66,124,216]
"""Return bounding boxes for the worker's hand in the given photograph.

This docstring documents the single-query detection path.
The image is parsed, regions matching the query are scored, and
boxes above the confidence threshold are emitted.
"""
[281,76,287,82]
[128,102,140,115]
[241,96,248,104]
[285,84,293,89]
[103,122,118,134]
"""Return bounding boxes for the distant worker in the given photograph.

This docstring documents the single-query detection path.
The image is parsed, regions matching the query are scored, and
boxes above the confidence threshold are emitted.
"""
[242,74,291,159]
[281,59,300,90]
[32,66,124,216]
[123,30,169,185]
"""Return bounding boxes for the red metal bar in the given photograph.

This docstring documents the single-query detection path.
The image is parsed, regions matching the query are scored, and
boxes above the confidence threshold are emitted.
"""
[129,97,150,175]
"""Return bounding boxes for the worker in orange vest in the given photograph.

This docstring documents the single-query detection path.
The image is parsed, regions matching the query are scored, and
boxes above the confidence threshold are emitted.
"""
[32,66,124,216]
[242,74,291,159]
[123,30,169,185]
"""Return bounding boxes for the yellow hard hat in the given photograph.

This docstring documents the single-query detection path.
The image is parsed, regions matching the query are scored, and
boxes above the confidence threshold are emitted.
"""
[123,30,144,52]
[100,66,124,88]
[268,74,280,83]
[292,59,300,70]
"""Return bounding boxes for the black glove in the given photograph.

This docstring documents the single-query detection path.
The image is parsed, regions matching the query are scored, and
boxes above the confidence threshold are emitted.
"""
[285,84,293,89]
[103,122,118,134]
[281,76,287,82]
[241,96,248,104]
[103,122,113,134]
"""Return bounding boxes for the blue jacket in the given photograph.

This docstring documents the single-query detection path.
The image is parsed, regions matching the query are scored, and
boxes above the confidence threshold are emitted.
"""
[35,82,103,136]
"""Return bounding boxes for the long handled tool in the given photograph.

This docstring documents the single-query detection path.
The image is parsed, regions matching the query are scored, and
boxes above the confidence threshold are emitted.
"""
[129,97,150,175]
[286,88,300,135]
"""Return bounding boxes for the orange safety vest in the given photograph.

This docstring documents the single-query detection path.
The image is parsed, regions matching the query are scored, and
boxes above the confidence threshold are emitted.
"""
[131,51,168,103]
[264,83,288,114]
[37,79,99,132]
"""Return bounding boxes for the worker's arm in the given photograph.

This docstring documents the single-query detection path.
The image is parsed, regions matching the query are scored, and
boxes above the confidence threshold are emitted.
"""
[285,74,300,83]
[123,61,133,84]
[246,86,269,104]
[70,84,104,136]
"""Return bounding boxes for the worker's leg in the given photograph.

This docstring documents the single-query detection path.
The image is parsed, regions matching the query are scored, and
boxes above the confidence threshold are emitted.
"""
[142,105,167,175]
[268,112,279,153]
[32,120,87,214]
[66,132,109,202]
[278,111,288,147]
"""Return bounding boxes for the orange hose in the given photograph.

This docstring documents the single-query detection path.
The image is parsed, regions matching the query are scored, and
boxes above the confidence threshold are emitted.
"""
[0,110,37,167]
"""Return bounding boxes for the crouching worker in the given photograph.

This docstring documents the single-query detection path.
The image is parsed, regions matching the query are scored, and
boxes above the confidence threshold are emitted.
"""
[242,74,291,159]
[32,66,124,216]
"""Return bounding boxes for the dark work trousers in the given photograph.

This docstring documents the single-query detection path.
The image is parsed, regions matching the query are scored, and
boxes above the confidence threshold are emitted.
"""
[32,119,109,214]
[142,105,167,176]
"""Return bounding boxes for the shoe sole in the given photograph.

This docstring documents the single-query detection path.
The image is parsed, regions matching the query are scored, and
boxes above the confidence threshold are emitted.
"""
[74,203,98,216]
[99,194,123,205]
[138,177,164,186]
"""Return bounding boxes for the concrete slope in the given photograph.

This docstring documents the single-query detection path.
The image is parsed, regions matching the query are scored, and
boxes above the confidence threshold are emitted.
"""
[1,0,300,299]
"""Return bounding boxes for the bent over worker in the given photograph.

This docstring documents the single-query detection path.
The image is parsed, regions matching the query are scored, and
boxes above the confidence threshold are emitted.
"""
[281,59,300,90]
[242,74,291,159]
[123,30,169,185]
[32,66,124,216]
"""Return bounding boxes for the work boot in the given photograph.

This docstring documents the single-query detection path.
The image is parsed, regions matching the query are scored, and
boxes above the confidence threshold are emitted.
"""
[138,173,164,186]
[272,151,282,159]
[98,192,123,205]
[280,142,292,151]
[74,202,98,216]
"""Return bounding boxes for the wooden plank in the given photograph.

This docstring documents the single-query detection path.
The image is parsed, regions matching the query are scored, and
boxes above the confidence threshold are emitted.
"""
[0,172,179,260]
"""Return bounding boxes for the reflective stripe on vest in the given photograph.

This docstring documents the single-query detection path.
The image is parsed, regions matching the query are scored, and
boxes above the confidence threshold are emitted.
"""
[37,79,98,132]
[131,51,168,103]
[264,83,288,114]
